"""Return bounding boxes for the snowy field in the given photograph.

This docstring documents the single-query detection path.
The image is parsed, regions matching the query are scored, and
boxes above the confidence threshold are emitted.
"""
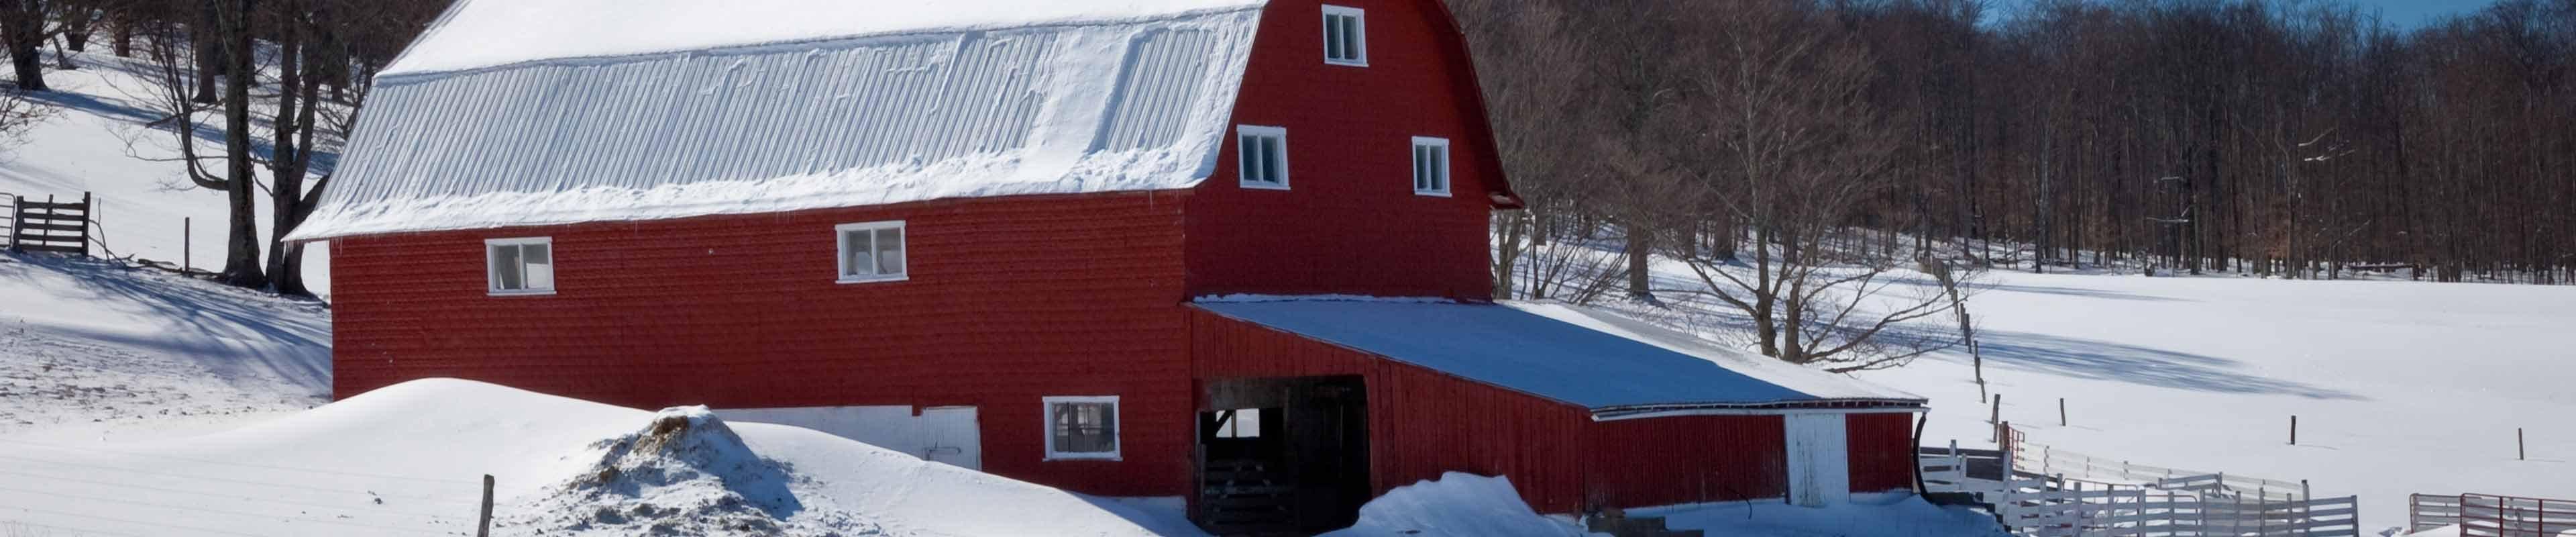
[1849,269,2576,531]
[1599,256,2576,532]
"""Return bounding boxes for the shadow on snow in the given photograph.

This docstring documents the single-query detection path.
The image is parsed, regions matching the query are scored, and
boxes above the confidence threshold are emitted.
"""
[1950,330,2361,401]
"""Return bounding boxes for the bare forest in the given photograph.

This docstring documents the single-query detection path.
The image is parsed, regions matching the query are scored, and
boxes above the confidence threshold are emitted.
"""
[1460,0,2576,293]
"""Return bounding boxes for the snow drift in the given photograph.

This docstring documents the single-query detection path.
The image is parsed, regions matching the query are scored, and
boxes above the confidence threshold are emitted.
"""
[1319,473,1600,537]
[0,379,1195,536]
[509,406,877,536]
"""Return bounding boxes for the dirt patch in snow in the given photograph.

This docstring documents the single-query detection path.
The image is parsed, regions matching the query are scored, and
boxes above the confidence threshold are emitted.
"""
[506,406,881,536]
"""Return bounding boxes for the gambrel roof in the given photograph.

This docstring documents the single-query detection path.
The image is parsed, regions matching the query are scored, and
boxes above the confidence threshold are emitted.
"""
[290,0,1271,240]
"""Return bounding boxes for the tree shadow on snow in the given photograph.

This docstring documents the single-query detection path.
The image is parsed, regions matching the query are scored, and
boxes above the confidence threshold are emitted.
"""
[0,254,331,395]
[1955,330,2361,400]
[1976,282,2192,303]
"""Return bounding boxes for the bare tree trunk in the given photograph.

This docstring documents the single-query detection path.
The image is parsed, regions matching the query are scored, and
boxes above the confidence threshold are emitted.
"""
[216,0,264,288]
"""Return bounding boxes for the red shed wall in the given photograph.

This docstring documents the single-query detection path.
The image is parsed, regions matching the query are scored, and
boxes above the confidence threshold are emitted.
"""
[1845,412,1919,493]
[1587,416,1792,509]
[329,191,1197,497]
[1185,0,1499,300]
[1189,308,1593,514]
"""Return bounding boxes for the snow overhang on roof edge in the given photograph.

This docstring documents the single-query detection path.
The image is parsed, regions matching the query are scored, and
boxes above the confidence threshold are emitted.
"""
[1587,400,1930,422]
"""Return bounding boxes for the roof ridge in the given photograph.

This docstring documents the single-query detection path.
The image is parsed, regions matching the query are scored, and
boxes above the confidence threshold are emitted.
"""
[380,3,1269,83]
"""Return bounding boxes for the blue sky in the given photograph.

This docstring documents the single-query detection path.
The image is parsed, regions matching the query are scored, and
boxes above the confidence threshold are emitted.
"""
[1992,0,2499,30]
[2358,0,2498,28]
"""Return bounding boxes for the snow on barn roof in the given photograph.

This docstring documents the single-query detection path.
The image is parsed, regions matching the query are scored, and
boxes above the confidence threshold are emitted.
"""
[288,0,1270,241]
[1190,299,1924,418]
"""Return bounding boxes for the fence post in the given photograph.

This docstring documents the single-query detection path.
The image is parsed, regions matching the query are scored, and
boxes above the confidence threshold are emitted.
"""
[183,217,191,274]
[83,192,94,258]
[477,474,494,537]
[2520,428,2526,461]
[2290,415,2298,446]
[2059,397,2068,427]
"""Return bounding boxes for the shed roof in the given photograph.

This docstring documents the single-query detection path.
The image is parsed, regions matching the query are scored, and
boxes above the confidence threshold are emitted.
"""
[1191,299,1924,417]
[290,1,1270,240]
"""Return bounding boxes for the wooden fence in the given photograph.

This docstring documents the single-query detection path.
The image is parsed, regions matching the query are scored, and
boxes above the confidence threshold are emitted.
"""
[2412,493,2576,536]
[1923,442,2357,536]
[8,192,91,256]
[2016,442,2304,501]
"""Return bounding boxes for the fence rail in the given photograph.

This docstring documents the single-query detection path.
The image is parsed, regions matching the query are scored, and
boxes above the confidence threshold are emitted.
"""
[2413,493,2576,536]
[2016,442,2303,501]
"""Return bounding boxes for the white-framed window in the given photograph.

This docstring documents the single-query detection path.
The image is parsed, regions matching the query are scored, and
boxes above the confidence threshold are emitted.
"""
[1237,126,1290,190]
[1322,5,1367,66]
[1412,136,1452,197]
[1044,396,1120,460]
[485,237,555,295]
[1215,408,1263,439]
[836,221,908,283]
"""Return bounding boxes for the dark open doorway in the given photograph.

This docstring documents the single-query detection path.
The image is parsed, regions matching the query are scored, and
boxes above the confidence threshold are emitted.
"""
[1196,375,1370,536]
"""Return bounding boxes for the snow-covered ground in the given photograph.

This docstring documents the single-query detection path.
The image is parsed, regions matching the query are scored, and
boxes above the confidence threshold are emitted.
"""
[1605,259,2576,533]
[0,254,329,436]
[0,377,1205,537]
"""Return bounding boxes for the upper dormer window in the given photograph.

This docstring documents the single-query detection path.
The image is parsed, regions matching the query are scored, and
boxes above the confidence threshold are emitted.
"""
[1322,5,1367,67]
[1412,137,1452,197]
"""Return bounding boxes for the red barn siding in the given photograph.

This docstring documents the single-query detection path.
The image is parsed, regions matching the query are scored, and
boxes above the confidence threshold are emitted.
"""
[329,191,1197,496]
[1587,416,1791,508]
[1189,308,1593,514]
[1845,412,1919,493]
[1184,0,1499,300]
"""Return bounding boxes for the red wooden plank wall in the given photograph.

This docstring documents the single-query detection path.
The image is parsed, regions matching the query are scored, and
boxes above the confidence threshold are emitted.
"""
[1184,0,1499,300]
[1845,412,1919,493]
[1587,415,1791,509]
[330,191,1199,497]
[1189,308,1594,514]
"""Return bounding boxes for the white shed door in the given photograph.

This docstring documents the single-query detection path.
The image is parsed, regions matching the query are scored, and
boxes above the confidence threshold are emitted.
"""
[1783,413,1851,507]
[715,405,982,471]
[917,406,982,470]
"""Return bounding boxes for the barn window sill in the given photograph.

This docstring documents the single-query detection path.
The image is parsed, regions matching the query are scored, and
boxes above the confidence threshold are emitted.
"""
[835,275,911,285]
[486,289,558,297]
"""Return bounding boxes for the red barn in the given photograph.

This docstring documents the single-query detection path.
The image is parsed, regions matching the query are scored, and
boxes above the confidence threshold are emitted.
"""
[292,0,1927,532]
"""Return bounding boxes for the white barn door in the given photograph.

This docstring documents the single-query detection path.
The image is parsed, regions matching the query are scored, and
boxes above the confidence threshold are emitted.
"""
[1783,413,1851,507]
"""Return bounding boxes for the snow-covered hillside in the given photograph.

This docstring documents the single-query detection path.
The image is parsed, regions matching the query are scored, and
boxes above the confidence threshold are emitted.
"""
[1721,267,2575,530]
[0,254,329,436]
[2,48,334,297]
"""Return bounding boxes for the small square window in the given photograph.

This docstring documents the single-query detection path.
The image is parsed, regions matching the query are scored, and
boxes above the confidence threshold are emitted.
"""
[837,221,908,283]
[1412,136,1452,197]
[1237,126,1290,190]
[1045,396,1120,460]
[486,237,555,295]
[1322,5,1367,66]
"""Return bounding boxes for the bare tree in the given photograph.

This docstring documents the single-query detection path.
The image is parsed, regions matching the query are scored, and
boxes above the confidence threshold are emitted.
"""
[1665,1,1970,372]
[0,0,57,90]
[125,0,264,287]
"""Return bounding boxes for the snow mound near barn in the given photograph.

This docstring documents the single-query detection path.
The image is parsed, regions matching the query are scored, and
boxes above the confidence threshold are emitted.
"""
[1320,473,1603,537]
[0,379,1201,536]
[508,406,881,536]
